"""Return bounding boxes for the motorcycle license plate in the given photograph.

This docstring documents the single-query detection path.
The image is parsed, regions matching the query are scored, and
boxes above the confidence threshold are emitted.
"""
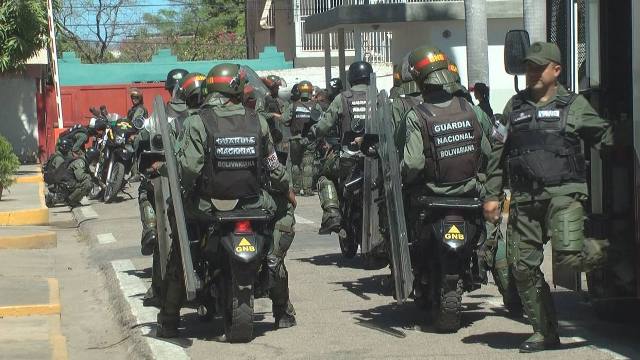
[233,235,257,254]
[443,222,465,242]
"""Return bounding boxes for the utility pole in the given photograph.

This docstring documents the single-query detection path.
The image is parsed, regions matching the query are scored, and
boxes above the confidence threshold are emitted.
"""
[464,0,489,87]
[523,0,547,43]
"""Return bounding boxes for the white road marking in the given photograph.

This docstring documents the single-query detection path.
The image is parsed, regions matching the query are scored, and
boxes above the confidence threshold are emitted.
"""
[295,215,315,224]
[571,337,630,360]
[111,260,190,360]
[80,206,98,219]
[96,233,116,245]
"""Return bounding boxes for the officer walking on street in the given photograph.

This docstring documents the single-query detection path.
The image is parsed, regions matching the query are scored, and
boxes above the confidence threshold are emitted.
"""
[285,80,322,196]
[482,42,612,353]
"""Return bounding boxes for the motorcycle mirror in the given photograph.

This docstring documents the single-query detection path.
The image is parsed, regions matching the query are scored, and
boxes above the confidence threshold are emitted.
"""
[504,30,530,75]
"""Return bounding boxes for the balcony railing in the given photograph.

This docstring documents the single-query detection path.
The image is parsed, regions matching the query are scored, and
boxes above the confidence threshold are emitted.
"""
[296,0,455,62]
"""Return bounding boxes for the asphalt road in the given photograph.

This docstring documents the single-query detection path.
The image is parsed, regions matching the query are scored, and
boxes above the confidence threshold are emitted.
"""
[65,184,639,359]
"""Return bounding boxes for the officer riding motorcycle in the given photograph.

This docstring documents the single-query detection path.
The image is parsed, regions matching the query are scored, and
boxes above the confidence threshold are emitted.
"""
[397,47,493,332]
[151,63,296,341]
[308,61,374,258]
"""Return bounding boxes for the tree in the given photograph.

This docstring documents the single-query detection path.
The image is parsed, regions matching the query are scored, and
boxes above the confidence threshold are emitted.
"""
[119,0,246,62]
[0,0,52,72]
[56,0,139,63]
[464,0,489,86]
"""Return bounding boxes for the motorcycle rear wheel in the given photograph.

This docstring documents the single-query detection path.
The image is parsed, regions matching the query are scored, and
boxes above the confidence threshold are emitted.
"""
[223,266,255,343]
[104,161,125,203]
[434,276,463,333]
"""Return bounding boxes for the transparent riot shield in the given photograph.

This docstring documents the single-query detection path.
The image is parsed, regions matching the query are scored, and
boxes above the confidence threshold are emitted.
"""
[361,74,384,256]
[151,95,199,301]
[376,90,414,304]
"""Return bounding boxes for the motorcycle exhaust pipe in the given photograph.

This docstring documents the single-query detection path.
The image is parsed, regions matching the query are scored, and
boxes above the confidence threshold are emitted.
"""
[344,176,363,192]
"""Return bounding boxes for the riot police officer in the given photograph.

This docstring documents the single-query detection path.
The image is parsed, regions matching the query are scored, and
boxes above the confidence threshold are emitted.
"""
[140,72,205,307]
[310,61,375,235]
[65,148,99,207]
[154,63,295,337]
[262,75,287,128]
[285,80,322,196]
[164,68,190,126]
[391,54,422,159]
[483,42,612,353]
[59,124,89,153]
[127,88,149,124]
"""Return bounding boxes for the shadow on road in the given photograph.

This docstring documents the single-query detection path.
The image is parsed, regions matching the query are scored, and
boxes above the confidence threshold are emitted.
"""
[331,275,394,300]
[293,252,370,269]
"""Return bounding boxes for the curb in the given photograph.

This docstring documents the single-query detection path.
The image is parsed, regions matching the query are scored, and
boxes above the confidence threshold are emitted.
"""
[0,231,57,250]
[0,278,61,317]
[0,181,49,226]
[16,174,44,184]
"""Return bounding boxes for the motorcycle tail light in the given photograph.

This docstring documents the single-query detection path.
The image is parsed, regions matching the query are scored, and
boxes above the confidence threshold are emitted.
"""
[234,220,253,234]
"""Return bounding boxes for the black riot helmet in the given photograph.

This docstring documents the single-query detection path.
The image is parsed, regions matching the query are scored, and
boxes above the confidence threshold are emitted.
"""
[57,138,73,154]
[347,61,373,86]
[85,147,100,163]
[165,68,189,92]
[327,77,343,100]
[290,83,301,101]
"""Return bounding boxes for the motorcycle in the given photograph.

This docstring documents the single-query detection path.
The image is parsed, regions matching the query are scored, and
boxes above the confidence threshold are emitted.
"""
[92,119,138,203]
[190,201,273,342]
[336,132,365,258]
[408,195,485,332]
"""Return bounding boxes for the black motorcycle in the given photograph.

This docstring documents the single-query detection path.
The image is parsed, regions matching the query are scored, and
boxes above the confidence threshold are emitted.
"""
[336,133,365,259]
[191,203,273,342]
[408,195,485,332]
[92,120,137,203]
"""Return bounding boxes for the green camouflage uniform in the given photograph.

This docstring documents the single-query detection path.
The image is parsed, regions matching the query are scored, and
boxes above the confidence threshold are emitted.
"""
[158,94,291,331]
[66,156,93,205]
[312,84,370,225]
[284,99,322,195]
[485,84,613,343]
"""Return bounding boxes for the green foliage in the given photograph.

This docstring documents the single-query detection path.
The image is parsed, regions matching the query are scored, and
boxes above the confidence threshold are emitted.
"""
[0,0,52,72]
[119,0,246,62]
[0,135,21,188]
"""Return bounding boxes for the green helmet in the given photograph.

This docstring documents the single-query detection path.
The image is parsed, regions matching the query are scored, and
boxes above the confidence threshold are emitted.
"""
[443,61,467,95]
[263,74,282,89]
[179,72,206,106]
[408,46,456,87]
[205,63,245,97]
[298,80,313,100]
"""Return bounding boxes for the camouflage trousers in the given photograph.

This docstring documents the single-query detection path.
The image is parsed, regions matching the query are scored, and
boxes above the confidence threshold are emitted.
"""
[507,194,609,337]
[290,139,315,195]
[67,178,92,204]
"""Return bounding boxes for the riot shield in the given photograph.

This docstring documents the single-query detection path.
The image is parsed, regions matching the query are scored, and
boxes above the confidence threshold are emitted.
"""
[151,95,199,301]
[361,74,384,256]
[376,90,414,304]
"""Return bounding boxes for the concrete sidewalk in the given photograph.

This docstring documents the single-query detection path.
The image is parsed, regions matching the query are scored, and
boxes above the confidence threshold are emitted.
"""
[0,167,48,226]
[0,165,68,360]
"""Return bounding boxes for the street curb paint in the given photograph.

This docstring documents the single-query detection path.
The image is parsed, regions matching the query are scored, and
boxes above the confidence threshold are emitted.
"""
[16,174,44,184]
[0,231,57,249]
[0,278,61,317]
[0,181,49,226]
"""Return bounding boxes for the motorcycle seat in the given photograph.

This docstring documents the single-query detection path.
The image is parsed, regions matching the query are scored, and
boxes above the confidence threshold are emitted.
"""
[412,196,482,210]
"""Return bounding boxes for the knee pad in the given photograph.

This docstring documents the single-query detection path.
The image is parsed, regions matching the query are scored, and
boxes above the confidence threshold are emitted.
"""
[551,202,584,253]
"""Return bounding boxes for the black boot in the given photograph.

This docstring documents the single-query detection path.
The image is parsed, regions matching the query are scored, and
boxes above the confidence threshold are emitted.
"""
[156,313,180,338]
[143,286,161,308]
[318,212,341,235]
[273,302,297,329]
[141,230,157,256]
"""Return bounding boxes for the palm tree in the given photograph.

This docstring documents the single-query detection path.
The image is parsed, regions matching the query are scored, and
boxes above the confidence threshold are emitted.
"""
[464,0,489,86]
[523,0,546,43]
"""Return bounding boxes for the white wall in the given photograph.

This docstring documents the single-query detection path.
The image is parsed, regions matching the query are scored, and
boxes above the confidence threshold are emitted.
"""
[388,17,524,114]
[0,76,38,161]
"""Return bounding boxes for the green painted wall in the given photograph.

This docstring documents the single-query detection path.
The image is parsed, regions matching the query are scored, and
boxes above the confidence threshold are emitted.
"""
[59,47,292,86]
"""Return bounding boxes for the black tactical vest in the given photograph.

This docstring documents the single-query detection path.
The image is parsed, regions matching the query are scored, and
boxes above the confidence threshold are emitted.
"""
[199,108,262,200]
[340,90,368,139]
[290,100,314,136]
[506,92,585,186]
[413,97,483,185]
[265,95,283,114]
